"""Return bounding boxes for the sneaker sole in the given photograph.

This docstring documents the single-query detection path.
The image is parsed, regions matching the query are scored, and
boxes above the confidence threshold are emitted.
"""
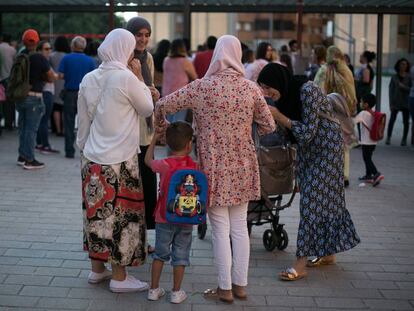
[88,276,112,284]
[372,176,384,187]
[23,165,45,170]
[110,284,149,293]
[17,162,25,166]
[148,289,166,301]
[171,296,187,304]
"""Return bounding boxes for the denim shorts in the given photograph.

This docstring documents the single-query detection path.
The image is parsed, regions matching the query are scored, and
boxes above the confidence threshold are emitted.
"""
[153,223,193,266]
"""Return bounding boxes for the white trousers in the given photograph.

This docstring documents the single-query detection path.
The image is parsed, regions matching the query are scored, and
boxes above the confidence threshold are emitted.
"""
[208,202,250,290]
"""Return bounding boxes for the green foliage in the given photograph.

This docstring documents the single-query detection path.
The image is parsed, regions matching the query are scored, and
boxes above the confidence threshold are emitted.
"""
[2,12,125,42]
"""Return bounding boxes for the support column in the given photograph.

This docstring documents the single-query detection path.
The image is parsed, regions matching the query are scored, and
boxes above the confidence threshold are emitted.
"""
[183,0,191,47]
[109,0,115,31]
[376,13,383,111]
[296,0,303,56]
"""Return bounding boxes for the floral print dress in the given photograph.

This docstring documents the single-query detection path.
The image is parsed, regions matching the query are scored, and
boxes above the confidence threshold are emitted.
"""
[155,70,276,208]
[291,82,360,257]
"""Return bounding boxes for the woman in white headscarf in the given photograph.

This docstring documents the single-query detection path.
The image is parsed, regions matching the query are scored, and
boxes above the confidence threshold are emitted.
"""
[155,35,275,303]
[77,28,153,293]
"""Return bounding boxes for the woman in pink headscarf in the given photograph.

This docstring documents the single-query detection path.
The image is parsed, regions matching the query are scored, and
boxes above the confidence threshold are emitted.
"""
[155,35,275,303]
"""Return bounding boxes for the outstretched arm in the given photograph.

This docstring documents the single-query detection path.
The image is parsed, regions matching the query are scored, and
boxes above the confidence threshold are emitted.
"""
[144,133,158,168]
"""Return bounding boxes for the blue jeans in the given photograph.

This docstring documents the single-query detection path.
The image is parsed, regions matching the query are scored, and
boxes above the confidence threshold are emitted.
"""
[16,96,45,161]
[153,223,193,266]
[63,90,78,157]
[36,91,53,148]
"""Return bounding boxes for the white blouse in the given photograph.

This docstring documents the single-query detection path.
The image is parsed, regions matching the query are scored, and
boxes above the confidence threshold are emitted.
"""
[77,67,153,165]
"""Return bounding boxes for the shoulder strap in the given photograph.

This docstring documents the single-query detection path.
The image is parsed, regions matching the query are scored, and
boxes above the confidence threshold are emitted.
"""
[89,69,116,122]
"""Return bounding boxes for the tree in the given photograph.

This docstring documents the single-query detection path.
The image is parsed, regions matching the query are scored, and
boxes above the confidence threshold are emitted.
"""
[2,12,125,43]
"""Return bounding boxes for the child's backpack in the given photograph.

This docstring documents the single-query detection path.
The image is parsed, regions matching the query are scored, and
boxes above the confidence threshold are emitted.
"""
[6,53,31,102]
[368,110,386,141]
[161,157,208,225]
[363,110,386,141]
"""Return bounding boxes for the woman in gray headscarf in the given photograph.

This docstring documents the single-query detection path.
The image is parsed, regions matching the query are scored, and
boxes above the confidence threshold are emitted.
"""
[126,17,160,248]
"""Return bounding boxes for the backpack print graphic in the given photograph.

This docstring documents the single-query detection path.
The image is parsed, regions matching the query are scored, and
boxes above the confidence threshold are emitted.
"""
[166,169,208,225]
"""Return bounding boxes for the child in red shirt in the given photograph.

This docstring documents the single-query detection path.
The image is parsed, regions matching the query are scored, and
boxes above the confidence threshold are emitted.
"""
[144,121,196,304]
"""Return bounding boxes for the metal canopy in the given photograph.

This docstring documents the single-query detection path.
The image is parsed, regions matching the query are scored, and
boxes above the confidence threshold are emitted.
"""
[0,0,413,14]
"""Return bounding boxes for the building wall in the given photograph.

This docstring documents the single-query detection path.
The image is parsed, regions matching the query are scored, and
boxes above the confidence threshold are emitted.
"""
[334,14,413,70]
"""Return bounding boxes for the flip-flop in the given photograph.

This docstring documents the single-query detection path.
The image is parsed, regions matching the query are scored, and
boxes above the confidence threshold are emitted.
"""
[279,267,307,281]
[306,257,336,268]
[203,288,234,304]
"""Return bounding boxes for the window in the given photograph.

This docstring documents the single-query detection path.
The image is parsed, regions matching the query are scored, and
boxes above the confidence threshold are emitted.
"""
[255,19,270,31]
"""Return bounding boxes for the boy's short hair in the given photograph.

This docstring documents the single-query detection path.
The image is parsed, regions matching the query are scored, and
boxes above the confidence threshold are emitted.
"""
[166,121,193,152]
[361,93,376,109]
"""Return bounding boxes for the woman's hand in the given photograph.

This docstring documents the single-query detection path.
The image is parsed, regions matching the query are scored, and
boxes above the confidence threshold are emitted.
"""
[128,59,144,82]
[268,105,292,129]
[149,86,160,102]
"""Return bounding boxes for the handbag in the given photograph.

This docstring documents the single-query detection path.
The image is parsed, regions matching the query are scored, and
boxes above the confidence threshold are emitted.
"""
[257,144,296,195]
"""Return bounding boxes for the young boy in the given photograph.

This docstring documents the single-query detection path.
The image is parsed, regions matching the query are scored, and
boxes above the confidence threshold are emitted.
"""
[144,121,196,304]
[353,93,384,187]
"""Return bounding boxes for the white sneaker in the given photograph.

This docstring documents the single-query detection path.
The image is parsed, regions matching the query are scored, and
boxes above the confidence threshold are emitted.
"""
[109,275,149,293]
[87,268,112,284]
[148,287,166,301]
[170,289,187,304]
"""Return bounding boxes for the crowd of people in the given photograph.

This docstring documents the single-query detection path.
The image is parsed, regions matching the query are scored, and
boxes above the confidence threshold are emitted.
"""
[0,16,412,304]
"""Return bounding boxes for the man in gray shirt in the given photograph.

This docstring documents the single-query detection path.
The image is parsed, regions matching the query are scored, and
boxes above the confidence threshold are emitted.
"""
[0,33,17,130]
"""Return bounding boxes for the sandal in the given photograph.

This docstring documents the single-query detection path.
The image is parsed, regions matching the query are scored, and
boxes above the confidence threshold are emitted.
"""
[306,257,336,268]
[232,284,247,300]
[204,287,234,304]
[279,267,307,281]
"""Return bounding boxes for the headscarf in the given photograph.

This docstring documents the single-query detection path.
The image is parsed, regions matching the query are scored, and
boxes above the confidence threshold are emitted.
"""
[126,16,153,86]
[97,28,135,71]
[126,16,154,131]
[204,35,245,78]
[257,63,304,122]
[314,46,356,113]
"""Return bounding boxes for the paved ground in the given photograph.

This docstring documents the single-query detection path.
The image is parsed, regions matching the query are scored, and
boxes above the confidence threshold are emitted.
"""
[1,99,414,310]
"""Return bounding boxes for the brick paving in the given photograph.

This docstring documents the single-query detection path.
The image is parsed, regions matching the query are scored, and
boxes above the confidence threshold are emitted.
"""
[0,99,414,310]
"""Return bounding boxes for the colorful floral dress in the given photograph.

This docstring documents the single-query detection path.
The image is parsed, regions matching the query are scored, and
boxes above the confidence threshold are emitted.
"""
[291,82,360,257]
[82,154,147,266]
[155,70,276,208]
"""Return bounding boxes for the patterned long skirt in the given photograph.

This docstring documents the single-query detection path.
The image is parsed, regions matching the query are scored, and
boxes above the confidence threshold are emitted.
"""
[81,154,147,266]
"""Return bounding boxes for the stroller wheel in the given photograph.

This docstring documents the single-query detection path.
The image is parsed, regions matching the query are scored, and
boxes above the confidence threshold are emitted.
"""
[277,229,289,250]
[263,229,279,251]
[198,223,207,240]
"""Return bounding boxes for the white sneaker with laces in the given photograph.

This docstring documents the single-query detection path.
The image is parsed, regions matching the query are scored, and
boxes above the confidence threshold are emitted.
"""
[88,268,112,284]
[170,289,187,304]
[109,275,149,293]
[148,287,166,301]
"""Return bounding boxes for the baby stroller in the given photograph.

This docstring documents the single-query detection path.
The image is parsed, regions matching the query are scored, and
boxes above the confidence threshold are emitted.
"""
[247,134,297,251]
[198,126,297,252]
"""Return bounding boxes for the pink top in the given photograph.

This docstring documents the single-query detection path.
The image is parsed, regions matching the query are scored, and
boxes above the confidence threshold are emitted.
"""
[150,155,197,223]
[155,70,276,208]
[162,57,190,97]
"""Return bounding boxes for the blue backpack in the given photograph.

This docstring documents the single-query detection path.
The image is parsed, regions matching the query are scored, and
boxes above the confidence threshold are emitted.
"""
[162,157,208,225]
